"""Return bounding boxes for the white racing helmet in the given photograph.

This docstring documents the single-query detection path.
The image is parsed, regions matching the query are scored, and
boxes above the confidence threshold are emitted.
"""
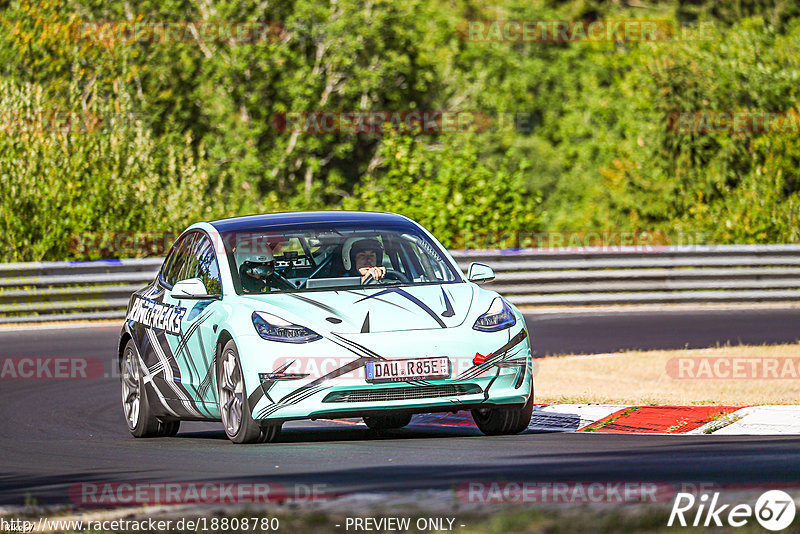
[342,237,383,271]
[235,238,275,278]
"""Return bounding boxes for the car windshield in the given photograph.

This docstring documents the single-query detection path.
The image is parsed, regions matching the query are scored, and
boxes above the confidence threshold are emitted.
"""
[220,223,462,294]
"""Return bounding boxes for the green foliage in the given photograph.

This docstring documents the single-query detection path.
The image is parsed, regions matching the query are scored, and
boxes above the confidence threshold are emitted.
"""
[604,17,800,243]
[0,79,224,261]
[342,132,542,248]
[1,0,800,261]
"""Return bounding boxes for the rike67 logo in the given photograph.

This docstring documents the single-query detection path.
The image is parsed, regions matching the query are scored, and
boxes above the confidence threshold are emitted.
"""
[669,490,796,530]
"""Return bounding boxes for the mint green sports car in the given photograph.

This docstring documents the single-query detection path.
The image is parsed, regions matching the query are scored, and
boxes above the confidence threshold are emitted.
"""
[119,211,533,443]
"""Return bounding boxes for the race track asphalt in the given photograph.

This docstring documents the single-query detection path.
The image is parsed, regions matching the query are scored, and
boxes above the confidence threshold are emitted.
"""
[1,309,798,506]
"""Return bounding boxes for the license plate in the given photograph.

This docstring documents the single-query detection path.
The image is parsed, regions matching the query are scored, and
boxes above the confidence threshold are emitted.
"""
[365,357,450,383]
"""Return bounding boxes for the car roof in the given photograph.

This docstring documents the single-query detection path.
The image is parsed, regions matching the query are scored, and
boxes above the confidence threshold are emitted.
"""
[209,210,415,232]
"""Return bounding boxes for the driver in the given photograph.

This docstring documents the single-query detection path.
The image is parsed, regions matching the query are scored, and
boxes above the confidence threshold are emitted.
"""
[343,238,386,283]
[237,245,293,293]
[239,252,276,293]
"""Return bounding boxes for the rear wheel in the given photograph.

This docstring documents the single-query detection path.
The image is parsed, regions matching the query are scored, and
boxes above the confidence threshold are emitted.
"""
[471,394,533,436]
[363,413,413,431]
[121,339,180,438]
[218,340,281,444]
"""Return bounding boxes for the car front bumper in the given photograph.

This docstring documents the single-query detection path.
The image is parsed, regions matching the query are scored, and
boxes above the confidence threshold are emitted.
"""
[237,326,533,422]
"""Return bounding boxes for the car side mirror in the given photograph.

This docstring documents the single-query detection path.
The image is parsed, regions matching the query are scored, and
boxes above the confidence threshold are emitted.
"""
[467,263,495,284]
[171,278,221,300]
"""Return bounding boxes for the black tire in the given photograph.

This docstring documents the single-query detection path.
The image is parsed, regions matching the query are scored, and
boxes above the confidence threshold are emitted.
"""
[161,420,181,437]
[121,339,181,438]
[363,413,413,431]
[259,423,282,443]
[218,339,265,444]
[471,394,534,436]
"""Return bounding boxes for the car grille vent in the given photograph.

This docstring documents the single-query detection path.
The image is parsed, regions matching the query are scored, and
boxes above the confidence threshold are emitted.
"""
[322,383,482,403]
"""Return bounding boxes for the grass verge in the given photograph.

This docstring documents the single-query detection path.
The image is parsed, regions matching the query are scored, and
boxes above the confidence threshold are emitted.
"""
[534,343,800,405]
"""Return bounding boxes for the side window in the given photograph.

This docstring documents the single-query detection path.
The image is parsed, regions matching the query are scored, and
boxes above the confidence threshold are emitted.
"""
[185,235,223,295]
[179,234,202,283]
[162,233,198,287]
[160,236,183,287]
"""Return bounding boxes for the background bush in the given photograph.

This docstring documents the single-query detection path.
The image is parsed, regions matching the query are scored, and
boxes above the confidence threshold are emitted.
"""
[1,0,799,260]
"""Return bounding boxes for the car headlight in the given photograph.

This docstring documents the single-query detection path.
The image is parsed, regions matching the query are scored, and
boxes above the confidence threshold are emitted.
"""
[472,297,516,332]
[252,311,322,343]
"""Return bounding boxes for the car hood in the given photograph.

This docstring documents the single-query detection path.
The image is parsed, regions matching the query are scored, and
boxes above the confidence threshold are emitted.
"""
[239,283,476,333]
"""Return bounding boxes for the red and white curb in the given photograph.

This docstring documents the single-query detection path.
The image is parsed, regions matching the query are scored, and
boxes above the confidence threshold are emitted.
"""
[382,405,800,435]
[691,405,800,435]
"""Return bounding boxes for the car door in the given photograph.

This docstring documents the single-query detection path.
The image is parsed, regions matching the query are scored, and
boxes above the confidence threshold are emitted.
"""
[162,232,224,413]
[131,232,201,417]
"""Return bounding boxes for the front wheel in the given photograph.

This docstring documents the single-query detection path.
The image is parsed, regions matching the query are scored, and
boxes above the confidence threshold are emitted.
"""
[471,394,533,436]
[218,340,281,444]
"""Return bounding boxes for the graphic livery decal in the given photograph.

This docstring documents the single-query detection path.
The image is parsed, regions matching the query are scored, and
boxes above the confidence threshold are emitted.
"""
[127,295,187,335]
[441,287,455,317]
[457,329,529,380]
[247,332,387,417]
[355,288,447,328]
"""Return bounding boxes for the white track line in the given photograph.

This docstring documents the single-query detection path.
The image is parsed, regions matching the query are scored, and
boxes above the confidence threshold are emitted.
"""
[707,405,800,435]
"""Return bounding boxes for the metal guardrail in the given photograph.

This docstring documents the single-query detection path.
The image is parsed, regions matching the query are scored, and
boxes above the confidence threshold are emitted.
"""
[0,258,162,323]
[1,245,800,323]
